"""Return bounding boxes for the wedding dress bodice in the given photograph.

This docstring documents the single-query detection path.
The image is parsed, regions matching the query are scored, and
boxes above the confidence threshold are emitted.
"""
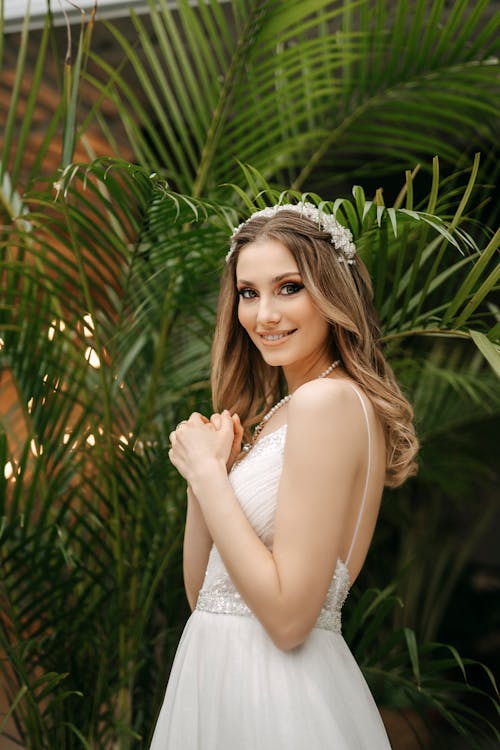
[196,425,350,634]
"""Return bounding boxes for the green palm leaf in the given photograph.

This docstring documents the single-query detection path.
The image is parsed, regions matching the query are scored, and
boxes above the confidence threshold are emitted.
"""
[0,160,210,748]
[345,586,500,747]
[83,0,498,207]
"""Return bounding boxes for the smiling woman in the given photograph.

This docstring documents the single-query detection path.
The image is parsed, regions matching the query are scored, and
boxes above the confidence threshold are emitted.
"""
[236,239,331,382]
[149,201,418,749]
[214,205,417,486]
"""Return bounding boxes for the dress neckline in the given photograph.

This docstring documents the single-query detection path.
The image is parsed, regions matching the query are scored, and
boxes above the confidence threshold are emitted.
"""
[233,423,287,471]
[253,422,287,447]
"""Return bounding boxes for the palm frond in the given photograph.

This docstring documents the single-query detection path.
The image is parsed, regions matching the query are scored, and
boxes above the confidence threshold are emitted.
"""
[0,159,209,747]
[345,586,500,748]
[82,0,498,211]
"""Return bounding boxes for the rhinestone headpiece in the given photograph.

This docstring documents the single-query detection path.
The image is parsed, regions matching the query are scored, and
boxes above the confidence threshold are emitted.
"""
[226,201,356,265]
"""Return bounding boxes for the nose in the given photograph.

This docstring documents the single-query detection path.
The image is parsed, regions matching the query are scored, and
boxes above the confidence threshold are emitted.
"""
[256,294,281,326]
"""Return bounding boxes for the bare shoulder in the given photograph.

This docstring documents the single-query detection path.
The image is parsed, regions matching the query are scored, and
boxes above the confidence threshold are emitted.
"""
[288,377,368,426]
[285,378,383,480]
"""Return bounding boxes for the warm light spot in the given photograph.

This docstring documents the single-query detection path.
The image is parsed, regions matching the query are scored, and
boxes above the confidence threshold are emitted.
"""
[43,374,49,383]
[27,397,34,412]
[63,432,71,444]
[85,347,101,368]
[30,439,43,457]
[48,320,66,340]
[4,461,14,480]
[86,434,96,446]
[0,337,5,350]
[133,440,144,455]
[118,435,130,451]
[83,314,95,337]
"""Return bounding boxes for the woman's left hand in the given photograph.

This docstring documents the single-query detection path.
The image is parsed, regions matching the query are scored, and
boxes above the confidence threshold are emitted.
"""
[169,411,234,484]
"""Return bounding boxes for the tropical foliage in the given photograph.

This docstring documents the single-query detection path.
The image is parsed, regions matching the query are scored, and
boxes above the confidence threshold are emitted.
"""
[1,1,499,748]
[86,0,499,211]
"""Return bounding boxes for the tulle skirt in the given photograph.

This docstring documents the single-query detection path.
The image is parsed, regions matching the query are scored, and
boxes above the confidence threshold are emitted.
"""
[150,609,391,749]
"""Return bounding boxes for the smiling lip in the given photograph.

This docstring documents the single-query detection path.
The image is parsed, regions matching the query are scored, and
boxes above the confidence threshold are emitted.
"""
[258,330,296,345]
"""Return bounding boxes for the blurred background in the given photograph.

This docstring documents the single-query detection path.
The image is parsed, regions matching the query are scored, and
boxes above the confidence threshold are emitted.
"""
[1,1,499,748]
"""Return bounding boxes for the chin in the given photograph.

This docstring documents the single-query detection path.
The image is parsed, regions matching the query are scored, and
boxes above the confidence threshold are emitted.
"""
[260,351,293,368]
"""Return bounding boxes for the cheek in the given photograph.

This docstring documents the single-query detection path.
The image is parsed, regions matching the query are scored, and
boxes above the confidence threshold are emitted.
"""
[237,301,252,332]
[303,304,330,340]
[312,312,329,336]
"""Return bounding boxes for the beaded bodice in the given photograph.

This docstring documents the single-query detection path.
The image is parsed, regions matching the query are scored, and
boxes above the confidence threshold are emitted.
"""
[196,424,350,634]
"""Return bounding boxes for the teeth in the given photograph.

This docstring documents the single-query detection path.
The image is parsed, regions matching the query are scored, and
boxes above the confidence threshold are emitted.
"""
[262,332,290,341]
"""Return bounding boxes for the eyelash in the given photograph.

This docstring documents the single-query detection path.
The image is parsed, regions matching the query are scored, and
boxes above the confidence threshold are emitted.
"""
[281,282,304,295]
[238,282,304,300]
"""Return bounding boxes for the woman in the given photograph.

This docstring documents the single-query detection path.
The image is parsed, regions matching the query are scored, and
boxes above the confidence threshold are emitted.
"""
[150,202,418,749]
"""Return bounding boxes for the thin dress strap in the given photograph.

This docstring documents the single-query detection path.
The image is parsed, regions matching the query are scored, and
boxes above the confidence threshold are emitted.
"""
[345,386,372,567]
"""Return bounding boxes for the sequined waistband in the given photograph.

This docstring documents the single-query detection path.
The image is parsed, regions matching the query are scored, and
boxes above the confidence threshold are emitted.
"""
[196,585,342,634]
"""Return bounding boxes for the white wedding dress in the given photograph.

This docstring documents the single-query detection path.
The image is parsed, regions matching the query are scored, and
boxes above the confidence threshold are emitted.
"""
[150,390,391,749]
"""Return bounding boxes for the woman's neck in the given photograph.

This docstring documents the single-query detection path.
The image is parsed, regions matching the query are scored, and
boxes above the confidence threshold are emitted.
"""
[283,358,340,393]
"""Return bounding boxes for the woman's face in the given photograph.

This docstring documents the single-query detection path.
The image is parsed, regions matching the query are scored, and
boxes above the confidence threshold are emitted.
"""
[236,238,331,377]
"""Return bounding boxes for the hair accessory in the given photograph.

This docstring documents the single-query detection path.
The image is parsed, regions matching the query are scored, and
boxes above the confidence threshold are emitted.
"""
[226,201,356,265]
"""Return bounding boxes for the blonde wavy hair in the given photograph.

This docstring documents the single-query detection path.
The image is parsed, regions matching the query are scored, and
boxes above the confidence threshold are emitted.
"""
[211,210,418,487]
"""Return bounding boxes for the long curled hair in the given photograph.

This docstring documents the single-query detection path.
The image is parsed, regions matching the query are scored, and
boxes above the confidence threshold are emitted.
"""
[211,210,418,487]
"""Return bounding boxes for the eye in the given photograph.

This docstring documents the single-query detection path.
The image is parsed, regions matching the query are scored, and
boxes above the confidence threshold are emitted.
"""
[279,282,304,296]
[238,288,258,300]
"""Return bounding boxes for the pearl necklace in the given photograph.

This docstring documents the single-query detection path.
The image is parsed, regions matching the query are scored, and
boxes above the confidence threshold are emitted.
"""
[243,360,340,452]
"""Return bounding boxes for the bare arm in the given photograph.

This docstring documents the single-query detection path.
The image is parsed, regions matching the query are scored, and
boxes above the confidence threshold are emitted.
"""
[183,486,212,611]
[171,382,383,650]
[181,413,243,610]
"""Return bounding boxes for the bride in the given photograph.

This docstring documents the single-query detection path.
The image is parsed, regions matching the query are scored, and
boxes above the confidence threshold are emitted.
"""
[150,202,418,749]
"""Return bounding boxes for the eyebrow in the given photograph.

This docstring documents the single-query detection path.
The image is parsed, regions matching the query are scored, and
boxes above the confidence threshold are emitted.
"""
[236,272,302,285]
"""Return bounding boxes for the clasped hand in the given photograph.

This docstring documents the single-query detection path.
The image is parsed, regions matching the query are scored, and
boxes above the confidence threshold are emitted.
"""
[169,410,243,484]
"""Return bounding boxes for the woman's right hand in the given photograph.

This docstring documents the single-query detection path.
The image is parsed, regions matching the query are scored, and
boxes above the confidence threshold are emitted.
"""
[210,412,243,471]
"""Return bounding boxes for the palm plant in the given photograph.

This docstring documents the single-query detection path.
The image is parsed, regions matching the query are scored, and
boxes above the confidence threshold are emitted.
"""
[0,160,221,748]
[1,1,499,748]
[84,0,499,224]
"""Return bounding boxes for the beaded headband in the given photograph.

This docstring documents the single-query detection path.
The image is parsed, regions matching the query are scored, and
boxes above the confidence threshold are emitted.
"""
[226,201,356,265]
